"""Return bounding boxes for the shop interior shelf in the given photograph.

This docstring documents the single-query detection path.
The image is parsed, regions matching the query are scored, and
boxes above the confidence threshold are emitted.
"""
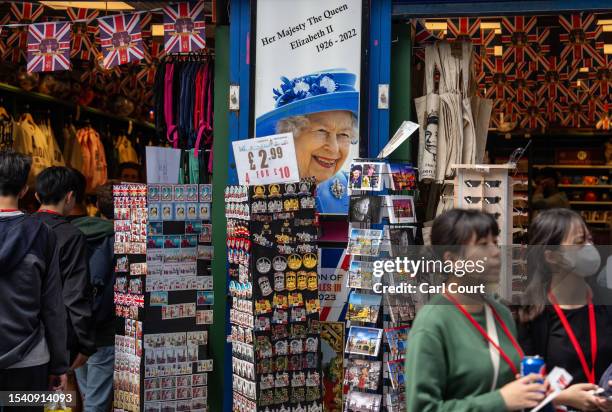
[558,184,612,188]
[532,164,612,169]
[0,82,155,130]
[568,201,612,206]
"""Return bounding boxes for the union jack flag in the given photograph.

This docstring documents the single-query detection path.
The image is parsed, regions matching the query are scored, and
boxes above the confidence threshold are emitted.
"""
[483,56,515,100]
[537,56,571,101]
[4,2,44,63]
[588,64,611,96]
[27,22,71,73]
[98,13,144,69]
[559,14,604,68]
[501,16,540,68]
[520,97,548,130]
[507,66,536,106]
[447,18,481,44]
[163,1,207,53]
[562,99,591,128]
[67,8,99,60]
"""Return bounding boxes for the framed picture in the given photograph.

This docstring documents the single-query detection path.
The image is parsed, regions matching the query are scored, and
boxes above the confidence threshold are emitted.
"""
[386,195,416,224]
[345,326,382,357]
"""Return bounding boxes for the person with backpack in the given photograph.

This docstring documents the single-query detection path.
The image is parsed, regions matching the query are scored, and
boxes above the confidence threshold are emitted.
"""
[68,173,116,412]
[33,167,96,373]
[0,150,68,408]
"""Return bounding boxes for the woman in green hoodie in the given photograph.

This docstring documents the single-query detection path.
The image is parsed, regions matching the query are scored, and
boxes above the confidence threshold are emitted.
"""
[405,209,547,412]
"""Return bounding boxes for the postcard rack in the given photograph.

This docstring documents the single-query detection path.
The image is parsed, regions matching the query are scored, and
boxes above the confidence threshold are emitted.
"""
[225,179,323,412]
[112,183,214,412]
[344,159,418,412]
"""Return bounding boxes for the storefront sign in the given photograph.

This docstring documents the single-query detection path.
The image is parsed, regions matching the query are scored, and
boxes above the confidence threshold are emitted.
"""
[232,133,299,186]
[254,0,362,214]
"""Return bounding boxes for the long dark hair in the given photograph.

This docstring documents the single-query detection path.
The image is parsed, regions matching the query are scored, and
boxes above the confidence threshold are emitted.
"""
[519,208,587,322]
[431,209,499,253]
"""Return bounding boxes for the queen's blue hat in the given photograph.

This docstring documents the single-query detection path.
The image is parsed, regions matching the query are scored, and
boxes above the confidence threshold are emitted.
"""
[255,69,359,137]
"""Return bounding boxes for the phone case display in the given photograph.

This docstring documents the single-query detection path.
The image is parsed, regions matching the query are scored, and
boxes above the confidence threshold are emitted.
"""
[113,183,214,412]
[226,180,323,412]
[345,160,417,412]
[452,165,515,299]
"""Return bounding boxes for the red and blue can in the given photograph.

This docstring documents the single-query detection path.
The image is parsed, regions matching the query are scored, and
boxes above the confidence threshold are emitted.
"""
[521,355,546,379]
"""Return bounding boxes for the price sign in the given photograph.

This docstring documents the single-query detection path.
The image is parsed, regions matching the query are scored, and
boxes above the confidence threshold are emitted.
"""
[232,133,300,186]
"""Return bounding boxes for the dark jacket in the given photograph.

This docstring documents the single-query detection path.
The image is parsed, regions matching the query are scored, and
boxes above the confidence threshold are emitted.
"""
[69,216,115,348]
[0,212,68,374]
[33,212,96,358]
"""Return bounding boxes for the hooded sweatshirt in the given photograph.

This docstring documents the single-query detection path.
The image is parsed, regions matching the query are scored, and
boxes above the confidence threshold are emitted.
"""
[69,215,115,348]
[0,212,68,374]
[33,212,96,359]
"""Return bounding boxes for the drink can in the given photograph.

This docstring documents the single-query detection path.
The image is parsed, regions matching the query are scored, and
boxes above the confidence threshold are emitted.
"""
[521,355,546,378]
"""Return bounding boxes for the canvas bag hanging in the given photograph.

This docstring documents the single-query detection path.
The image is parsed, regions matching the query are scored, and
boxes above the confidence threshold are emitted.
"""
[436,41,464,182]
[460,41,477,164]
[415,43,439,183]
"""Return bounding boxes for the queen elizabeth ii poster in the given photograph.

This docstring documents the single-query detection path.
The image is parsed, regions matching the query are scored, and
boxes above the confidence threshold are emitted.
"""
[255,0,362,214]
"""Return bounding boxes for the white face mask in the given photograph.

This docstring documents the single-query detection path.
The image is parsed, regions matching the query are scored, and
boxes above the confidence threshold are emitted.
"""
[562,243,601,278]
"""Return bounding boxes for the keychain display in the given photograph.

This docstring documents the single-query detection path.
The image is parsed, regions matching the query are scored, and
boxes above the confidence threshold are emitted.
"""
[226,179,322,412]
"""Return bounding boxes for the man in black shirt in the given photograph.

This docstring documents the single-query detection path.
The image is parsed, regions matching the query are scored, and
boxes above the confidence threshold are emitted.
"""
[0,151,67,409]
[33,167,96,373]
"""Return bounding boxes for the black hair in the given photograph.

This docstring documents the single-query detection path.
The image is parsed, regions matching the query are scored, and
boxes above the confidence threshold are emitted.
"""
[96,180,116,220]
[537,167,559,185]
[70,168,87,204]
[0,150,32,197]
[519,208,587,322]
[35,166,79,205]
[119,162,141,176]
[431,208,499,255]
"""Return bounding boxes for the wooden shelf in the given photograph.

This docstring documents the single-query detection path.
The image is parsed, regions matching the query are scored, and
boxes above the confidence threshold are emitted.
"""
[559,184,612,189]
[533,164,612,169]
[569,201,612,205]
[0,82,155,130]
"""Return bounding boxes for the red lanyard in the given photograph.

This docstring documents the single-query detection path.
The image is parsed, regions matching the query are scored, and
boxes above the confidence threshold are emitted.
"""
[37,209,62,216]
[548,289,597,384]
[0,208,20,212]
[445,293,524,375]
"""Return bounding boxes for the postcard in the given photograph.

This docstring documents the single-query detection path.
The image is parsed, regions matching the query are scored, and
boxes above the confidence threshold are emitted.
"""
[347,292,382,323]
[385,326,410,359]
[196,291,214,306]
[349,162,385,191]
[345,390,382,412]
[386,195,416,224]
[150,291,168,306]
[347,258,375,290]
[344,358,381,391]
[347,227,383,256]
[387,359,406,390]
[349,195,383,224]
[345,326,383,357]
[388,162,417,191]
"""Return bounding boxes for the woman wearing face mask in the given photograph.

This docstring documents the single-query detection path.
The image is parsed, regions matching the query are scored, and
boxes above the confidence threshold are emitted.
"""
[405,209,547,412]
[519,208,612,412]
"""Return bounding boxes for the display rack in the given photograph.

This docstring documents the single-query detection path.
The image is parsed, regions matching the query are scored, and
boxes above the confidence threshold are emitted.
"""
[112,183,215,412]
[226,180,323,412]
[452,164,519,300]
[343,159,418,412]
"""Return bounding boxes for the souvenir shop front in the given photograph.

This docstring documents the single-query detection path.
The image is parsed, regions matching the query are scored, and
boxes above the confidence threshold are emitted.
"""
[0,2,222,412]
[1,0,612,412]
[226,0,612,411]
